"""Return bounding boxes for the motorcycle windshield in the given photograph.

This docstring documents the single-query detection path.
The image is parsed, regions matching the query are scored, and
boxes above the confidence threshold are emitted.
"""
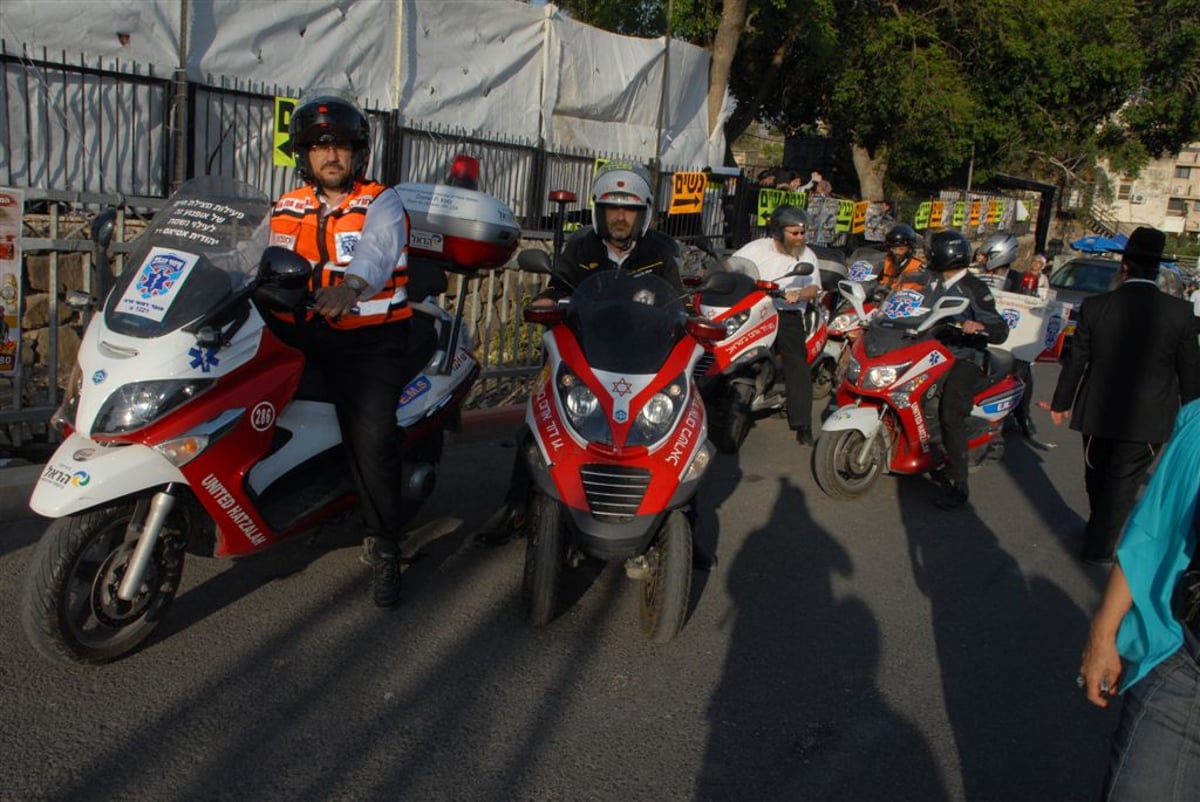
[104,176,270,338]
[568,270,685,374]
[865,268,940,357]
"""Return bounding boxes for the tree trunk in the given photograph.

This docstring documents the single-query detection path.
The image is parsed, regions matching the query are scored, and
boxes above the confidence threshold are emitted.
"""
[707,0,748,140]
[851,143,888,201]
[722,19,804,150]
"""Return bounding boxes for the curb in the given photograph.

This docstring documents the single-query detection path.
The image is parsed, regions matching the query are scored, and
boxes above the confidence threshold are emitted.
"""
[0,405,526,523]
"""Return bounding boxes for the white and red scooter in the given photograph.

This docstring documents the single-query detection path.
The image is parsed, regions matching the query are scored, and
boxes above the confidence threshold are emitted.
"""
[21,176,519,665]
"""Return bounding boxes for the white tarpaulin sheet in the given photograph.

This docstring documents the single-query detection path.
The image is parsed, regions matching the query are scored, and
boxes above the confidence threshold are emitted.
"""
[1,0,726,166]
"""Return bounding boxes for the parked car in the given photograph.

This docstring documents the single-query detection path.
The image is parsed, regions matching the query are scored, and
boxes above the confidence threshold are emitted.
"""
[1049,256,1187,359]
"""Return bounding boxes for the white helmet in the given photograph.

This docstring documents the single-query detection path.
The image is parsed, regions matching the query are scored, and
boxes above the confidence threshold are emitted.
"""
[591,162,653,244]
[979,233,1019,271]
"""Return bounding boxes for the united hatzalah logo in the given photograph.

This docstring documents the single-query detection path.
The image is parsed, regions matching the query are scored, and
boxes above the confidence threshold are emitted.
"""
[137,252,187,299]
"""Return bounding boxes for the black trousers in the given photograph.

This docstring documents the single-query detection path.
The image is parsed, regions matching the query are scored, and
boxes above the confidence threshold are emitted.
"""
[274,316,437,546]
[939,358,987,486]
[1081,435,1159,561]
[777,311,813,431]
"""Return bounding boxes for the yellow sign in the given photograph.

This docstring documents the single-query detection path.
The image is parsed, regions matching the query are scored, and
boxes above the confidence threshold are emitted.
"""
[952,201,966,227]
[913,202,932,230]
[987,199,1004,224]
[834,199,855,233]
[273,96,299,168]
[756,188,806,225]
[968,201,983,227]
[669,171,706,215]
[851,201,869,234]
[930,200,944,228]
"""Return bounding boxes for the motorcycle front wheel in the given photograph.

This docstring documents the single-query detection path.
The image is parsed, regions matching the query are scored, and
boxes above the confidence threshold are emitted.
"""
[21,498,188,665]
[522,492,564,627]
[813,428,887,500]
[639,510,692,644]
[710,383,756,453]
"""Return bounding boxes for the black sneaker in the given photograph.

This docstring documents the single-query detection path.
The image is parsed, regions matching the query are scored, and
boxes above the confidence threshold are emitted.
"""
[1019,417,1038,438]
[935,483,970,511]
[365,536,402,608]
[795,426,815,446]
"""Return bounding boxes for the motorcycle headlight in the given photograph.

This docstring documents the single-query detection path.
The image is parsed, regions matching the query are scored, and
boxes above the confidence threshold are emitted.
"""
[847,356,862,385]
[628,374,688,446]
[557,366,611,443]
[722,310,750,336]
[862,363,909,390]
[51,361,84,435]
[92,378,215,436]
[829,312,857,334]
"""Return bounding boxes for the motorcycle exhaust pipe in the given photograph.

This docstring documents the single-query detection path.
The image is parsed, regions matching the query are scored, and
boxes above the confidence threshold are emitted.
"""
[116,487,178,602]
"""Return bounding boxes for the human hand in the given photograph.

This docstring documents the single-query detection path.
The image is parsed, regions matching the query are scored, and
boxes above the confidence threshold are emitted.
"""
[1035,400,1068,425]
[961,320,985,335]
[1078,626,1122,708]
[312,284,360,319]
[529,296,557,310]
[811,171,822,182]
[784,289,803,304]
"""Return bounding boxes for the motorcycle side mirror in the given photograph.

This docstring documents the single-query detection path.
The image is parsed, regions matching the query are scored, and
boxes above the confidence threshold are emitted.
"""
[517,248,553,275]
[838,279,869,322]
[91,208,118,301]
[916,296,971,333]
[788,261,816,277]
[259,246,312,289]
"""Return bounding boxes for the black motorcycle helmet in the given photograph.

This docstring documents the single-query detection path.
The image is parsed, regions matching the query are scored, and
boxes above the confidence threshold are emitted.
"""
[290,89,371,190]
[927,230,973,273]
[767,205,808,242]
[885,223,918,252]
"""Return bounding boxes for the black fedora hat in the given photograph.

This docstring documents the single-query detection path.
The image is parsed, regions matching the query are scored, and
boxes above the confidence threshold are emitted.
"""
[1122,226,1166,264]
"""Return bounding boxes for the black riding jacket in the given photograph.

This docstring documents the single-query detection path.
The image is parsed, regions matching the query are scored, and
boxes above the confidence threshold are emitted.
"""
[931,270,1009,365]
[537,228,682,302]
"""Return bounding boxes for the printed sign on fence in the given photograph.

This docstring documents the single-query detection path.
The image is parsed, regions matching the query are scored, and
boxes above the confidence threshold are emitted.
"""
[273,96,298,168]
[0,187,23,373]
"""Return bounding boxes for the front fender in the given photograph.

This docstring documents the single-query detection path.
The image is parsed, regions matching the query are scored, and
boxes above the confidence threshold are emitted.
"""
[29,433,185,517]
[821,405,883,438]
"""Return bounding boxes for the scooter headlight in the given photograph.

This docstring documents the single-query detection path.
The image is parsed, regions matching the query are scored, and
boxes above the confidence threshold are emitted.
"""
[862,363,910,390]
[557,366,611,443]
[722,311,750,336]
[829,312,857,334]
[628,375,688,446]
[92,378,215,436]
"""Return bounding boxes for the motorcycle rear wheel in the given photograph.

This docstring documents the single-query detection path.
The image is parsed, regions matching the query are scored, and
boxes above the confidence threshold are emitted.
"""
[522,492,564,627]
[813,428,886,500]
[21,499,187,665]
[639,510,692,644]
[711,383,756,453]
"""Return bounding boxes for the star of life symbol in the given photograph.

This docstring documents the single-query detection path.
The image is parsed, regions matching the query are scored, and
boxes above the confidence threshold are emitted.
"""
[882,289,924,319]
[928,351,943,365]
[611,377,633,397]
[1001,308,1021,329]
[136,253,187,299]
[189,346,220,373]
[848,260,877,281]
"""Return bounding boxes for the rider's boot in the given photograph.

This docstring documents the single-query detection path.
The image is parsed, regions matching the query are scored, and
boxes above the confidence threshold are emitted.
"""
[365,535,402,608]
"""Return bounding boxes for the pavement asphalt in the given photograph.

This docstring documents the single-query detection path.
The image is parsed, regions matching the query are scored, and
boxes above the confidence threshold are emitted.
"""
[0,404,526,524]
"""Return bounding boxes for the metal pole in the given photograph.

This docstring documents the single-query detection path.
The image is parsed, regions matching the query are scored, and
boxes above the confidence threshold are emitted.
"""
[965,143,975,195]
[653,0,674,197]
[172,0,189,191]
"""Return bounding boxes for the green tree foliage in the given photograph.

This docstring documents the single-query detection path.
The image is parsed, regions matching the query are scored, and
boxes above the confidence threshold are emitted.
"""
[550,0,1200,198]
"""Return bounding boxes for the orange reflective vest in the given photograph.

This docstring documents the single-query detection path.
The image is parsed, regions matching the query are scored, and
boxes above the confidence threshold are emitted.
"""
[880,254,924,289]
[268,179,410,329]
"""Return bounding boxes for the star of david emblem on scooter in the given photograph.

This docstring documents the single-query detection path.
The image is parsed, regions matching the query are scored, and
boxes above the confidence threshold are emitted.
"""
[188,346,220,373]
[611,377,633,397]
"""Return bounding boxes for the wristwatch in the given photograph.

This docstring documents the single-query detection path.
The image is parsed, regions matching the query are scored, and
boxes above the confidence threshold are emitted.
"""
[342,274,369,298]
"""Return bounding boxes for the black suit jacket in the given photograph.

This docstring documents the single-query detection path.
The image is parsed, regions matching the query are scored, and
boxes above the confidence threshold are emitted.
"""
[1051,280,1200,442]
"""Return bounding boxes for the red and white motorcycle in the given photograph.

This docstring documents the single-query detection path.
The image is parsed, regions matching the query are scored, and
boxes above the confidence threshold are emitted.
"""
[21,176,519,664]
[691,255,834,452]
[515,249,728,643]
